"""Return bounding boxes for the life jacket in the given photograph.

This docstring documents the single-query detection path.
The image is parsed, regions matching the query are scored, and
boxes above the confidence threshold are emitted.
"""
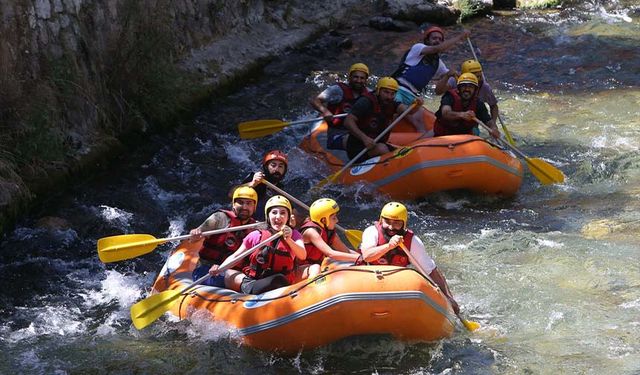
[392,49,440,93]
[244,229,296,284]
[327,83,375,127]
[434,89,479,136]
[199,210,256,270]
[367,221,414,267]
[355,96,398,143]
[298,219,336,265]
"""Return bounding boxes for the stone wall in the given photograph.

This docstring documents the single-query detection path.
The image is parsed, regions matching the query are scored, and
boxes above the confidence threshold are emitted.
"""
[0,0,366,233]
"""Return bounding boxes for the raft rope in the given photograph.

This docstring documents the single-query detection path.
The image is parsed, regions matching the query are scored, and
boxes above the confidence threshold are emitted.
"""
[180,266,437,307]
[323,137,506,167]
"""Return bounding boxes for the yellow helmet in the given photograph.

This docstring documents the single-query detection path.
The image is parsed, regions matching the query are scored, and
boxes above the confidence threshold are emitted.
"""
[380,202,408,229]
[310,198,339,226]
[376,77,399,94]
[457,72,479,87]
[232,186,258,205]
[461,59,482,75]
[349,63,369,77]
[264,195,292,220]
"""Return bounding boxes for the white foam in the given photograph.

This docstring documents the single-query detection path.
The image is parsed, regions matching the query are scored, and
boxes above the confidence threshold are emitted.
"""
[536,238,565,249]
[8,305,85,343]
[97,205,134,228]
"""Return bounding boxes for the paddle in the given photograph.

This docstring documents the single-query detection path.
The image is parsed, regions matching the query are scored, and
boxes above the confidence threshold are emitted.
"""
[475,119,565,185]
[466,37,516,146]
[261,179,363,248]
[398,243,480,331]
[314,102,417,189]
[97,222,265,263]
[238,114,347,140]
[130,230,283,330]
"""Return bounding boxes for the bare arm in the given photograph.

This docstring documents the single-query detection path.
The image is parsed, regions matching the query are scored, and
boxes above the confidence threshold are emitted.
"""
[429,267,459,314]
[441,105,476,122]
[310,95,333,119]
[305,229,360,262]
[419,30,471,56]
[435,70,458,95]
[361,234,402,262]
[344,113,374,147]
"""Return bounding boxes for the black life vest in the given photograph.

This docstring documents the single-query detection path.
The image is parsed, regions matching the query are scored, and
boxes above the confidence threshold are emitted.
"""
[368,221,414,267]
[299,219,336,265]
[244,229,296,283]
[434,89,479,136]
[199,210,255,270]
[327,83,375,127]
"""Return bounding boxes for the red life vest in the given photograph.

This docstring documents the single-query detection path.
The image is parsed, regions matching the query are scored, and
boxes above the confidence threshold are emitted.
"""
[355,96,398,143]
[244,229,296,283]
[327,83,375,127]
[434,89,478,136]
[368,221,414,266]
[298,219,336,265]
[198,210,255,270]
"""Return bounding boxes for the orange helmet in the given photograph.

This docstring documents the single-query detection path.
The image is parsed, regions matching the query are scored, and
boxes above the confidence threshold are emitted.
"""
[423,26,444,39]
[262,150,288,167]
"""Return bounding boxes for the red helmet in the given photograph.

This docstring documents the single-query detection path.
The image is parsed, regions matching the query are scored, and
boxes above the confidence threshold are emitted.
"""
[262,150,288,167]
[423,26,445,39]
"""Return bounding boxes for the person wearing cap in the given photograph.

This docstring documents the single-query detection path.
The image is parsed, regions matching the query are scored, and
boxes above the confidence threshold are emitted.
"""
[447,59,500,135]
[296,198,361,279]
[188,186,258,287]
[233,150,289,222]
[217,195,307,294]
[360,202,459,314]
[343,77,422,163]
[391,25,470,135]
[434,72,500,139]
[310,63,376,150]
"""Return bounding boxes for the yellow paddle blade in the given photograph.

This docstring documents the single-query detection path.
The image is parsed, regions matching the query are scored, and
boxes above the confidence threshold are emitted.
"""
[130,290,182,330]
[344,229,363,249]
[237,119,287,139]
[462,319,481,331]
[525,157,565,185]
[97,234,162,263]
[501,124,516,146]
[313,170,340,191]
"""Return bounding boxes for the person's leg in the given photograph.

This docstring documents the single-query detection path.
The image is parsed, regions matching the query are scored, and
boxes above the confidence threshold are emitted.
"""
[240,274,289,295]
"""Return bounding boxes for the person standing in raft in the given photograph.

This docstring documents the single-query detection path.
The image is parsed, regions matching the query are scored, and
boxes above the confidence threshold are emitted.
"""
[391,25,470,135]
[232,150,288,222]
[360,202,460,314]
[446,59,500,136]
[434,72,500,139]
[310,63,376,150]
[216,195,307,294]
[295,198,361,279]
[343,77,423,163]
[188,186,258,287]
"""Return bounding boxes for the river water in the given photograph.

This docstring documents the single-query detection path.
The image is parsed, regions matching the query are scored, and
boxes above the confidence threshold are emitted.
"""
[1,2,639,374]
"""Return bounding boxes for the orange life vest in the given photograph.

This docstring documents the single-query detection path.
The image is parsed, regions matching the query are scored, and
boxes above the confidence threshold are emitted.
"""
[244,229,296,284]
[299,219,336,265]
[199,210,255,270]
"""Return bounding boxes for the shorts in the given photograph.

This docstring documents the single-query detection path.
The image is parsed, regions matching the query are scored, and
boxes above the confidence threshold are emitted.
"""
[394,85,417,106]
[345,135,395,163]
[192,262,226,287]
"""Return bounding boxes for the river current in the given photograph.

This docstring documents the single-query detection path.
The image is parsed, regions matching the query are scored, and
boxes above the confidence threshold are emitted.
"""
[1,2,639,374]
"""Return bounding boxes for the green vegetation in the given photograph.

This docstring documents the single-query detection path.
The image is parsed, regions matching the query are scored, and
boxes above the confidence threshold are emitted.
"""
[517,0,562,9]
[457,0,483,21]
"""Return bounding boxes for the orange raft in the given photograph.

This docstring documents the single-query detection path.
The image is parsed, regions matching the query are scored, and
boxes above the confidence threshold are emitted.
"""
[299,111,523,199]
[150,239,458,353]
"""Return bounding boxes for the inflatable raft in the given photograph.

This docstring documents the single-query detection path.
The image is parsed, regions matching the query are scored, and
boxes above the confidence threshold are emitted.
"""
[150,239,458,353]
[299,110,523,199]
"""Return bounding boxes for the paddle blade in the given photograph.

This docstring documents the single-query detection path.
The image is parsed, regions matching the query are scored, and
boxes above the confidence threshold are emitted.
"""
[130,290,182,330]
[237,119,287,139]
[462,319,481,331]
[526,157,565,185]
[97,234,161,263]
[344,229,363,249]
[314,170,340,191]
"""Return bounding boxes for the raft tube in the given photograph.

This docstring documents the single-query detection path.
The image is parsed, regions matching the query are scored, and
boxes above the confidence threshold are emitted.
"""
[299,110,523,199]
[150,239,457,353]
